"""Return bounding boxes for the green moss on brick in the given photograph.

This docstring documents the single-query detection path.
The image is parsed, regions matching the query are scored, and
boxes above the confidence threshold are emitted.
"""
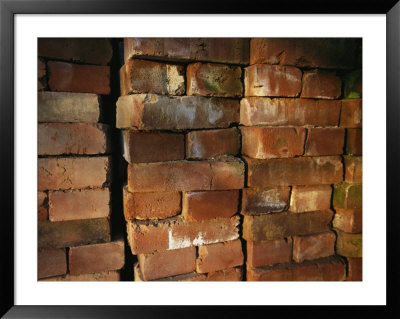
[343,70,362,99]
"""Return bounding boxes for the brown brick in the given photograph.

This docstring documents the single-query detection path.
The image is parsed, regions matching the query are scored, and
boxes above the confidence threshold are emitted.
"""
[38,123,110,155]
[123,131,184,163]
[38,218,111,248]
[116,94,239,130]
[244,64,302,97]
[120,59,185,96]
[69,240,125,275]
[293,231,336,263]
[187,62,242,97]
[209,159,245,190]
[182,190,238,221]
[138,247,196,281]
[42,270,120,281]
[186,128,240,159]
[333,208,362,233]
[301,70,341,99]
[344,156,362,183]
[346,128,362,155]
[205,267,243,281]
[333,183,362,210]
[246,156,343,187]
[242,187,290,215]
[38,248,67,279]
[127,219,169,254]
[134,263,206,281]
[243,210,333,241]
[48,189,110,222]
[247,238,292,268]
[346,257,362,281]
[240,97,341,127]
[38,58,46,90]
[343,70,362,99]
[38,191,48,221]
[48,61,110,94]
[289,185,332,213]
[241,127,305,159]
[335,229,362,257]
[38,38,112,65]
[340,99,362,128]
[38,156,111,191]
[304,128,345,156]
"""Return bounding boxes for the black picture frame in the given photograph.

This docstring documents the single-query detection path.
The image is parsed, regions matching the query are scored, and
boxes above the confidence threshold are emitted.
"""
[1,0,399,317]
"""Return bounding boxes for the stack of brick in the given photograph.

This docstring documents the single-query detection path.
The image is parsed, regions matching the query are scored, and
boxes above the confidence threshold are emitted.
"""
[117,38,249,281]
[37,38,124,281]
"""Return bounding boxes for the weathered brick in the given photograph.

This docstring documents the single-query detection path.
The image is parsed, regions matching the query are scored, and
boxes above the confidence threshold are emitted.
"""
[38,38,112,65]
[38,58,46,90]
[127,219,169,254]
[246,156,343,187]
[187,62,242,97]
[333,208,362,233]
[247,238,292,268]
[124,38,249,65]
[48,61,110,94]
[48,189,110,222]
[38,156,111,191]
[38,248,67,279]
[138,247,196,281]
[243,210,333,241]
[69,240,125,275]
[134,262,206,282]
[41,270,120,281]
[244,64,302,97]
[289,185,332,213]
[38,191,48,221]
[301,70,341,99]
[293,231,336,263]
[344,156,362,183]
[182,190,238,221]
[38,218,111,248]
[209,159,245,190]
[205,267,243,281]
[116,94,239,130]
[333,183,362,210]
[186,128,240,159]
[241,127,305,159]
[123,131,184,163]
[335,229,362,257]
[346,257,362,281]
[123,187,181,221]
[340,99,362,128]
[38,123,110,155]
[38,91,101,123]
[240,98,341,127]
[343,70,362,99]
[241,187,290,215]
[120,59,185,96]
[346,128,362,155]
[304,128,345,156]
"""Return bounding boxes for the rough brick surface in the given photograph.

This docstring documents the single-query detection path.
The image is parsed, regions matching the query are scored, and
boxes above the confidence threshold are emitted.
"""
[247,238,292,268]
[289,185,332,213]
[240,98,341,127]
[205,267,243,281]
[335,229,362,257]
[244,64,302,97]
[38,123,110,155]
[187,62,242,97]
[38,156,111,191]
[42,270,120,281]
[346,257,362,281]
[182,190,239,221]
[333,208,362,233]
[346,128,362,155]
[123,131,184,163]
[343,70,362,99]
[69,241,125,275]
[38,58,46,90]
[293,231,336,262]
[301,70,341,99]
[48,189,110,222]
[186,128,240,159]
[38,248,67,279]
[120,59,185,96]
[241,187,290,215]
[48,61,110,94]
[38,191,48,221]
[241,127,306,159]
[304,128,345,156]
[333,183,362,210]
[344,156,362,183]
[246,156,343,187]
[134,263,205,281]
[340,99,362,128]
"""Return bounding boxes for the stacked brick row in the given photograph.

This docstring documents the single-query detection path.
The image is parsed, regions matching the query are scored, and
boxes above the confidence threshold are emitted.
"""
[37,39,124,281]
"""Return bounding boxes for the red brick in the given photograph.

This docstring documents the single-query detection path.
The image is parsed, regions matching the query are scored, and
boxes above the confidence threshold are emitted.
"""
[240,97,341,127]
[344,156,362,183]
[38,123,110,155]
[69,240,125,275]
[335,229,362,257]
[247,238,292,268]
[182,190,238,221]
[187,62,242,97]
[38,156,111,191]
[38,248,67,279]
[333,183,362,210]
[134,263,206,281]
[304,128,345,156]
[38,58,46,91]
[48,189,110,222]
[244,64,302,97]
[293,231,336,263]
[123,131,184,163]
[205,267,243,281]
[38,191,48,221]
[301,70,341,99]
[42,270,120,281]
[196,240,243,273]
[346,257,362,281]
[333,208,362,233]
[242,187,290,215]
[127,219,169,254]
[116,94,239,130]
[48,61,110,94]
[346,128,362,155]
[289,185,332,213]
[138,247,196,281]
[340,99,362,128]
[210,159,245,190]
[120,59,185,96]
[241,127,305,159]
[186,128,240,159]
[246,156,343,187]
[243,210,333,241]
